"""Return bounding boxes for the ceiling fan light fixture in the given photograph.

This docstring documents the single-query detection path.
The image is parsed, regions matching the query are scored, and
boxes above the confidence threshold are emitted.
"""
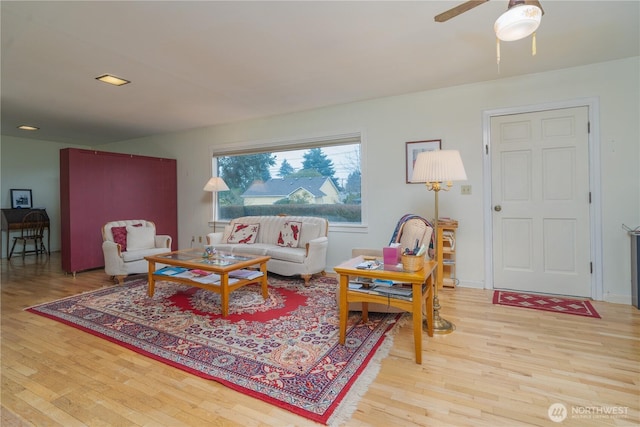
[494,4,542,41]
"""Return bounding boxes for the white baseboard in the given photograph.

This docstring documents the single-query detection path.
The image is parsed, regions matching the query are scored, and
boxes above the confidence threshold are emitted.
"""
[603,293,634,305]
[454,280,485,289]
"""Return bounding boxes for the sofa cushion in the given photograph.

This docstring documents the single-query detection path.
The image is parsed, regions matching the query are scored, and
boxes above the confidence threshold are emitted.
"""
[277,220,302,248]
[122,247,169,262]
[111,226,128,249]
[253,216,283,245]
[126,225,155,250]
[266,246,306,263]
[230,244,270,256]
[111,223,142,251]
[227,223,260,244]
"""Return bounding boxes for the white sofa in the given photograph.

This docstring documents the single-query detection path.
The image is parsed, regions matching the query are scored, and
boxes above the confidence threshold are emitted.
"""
[102,220,172,284]
[206,215,328,285]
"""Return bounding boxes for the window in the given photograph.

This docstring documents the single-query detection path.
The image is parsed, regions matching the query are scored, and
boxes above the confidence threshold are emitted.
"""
[212,134,362,224]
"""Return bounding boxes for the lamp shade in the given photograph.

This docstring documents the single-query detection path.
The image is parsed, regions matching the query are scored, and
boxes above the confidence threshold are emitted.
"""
[203,177,229,192]
[494,4,542,41]
[411,150,467,183]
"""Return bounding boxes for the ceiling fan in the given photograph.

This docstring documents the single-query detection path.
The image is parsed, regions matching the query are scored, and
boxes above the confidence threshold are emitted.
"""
[435,1,545,63]
[434,0,544,26]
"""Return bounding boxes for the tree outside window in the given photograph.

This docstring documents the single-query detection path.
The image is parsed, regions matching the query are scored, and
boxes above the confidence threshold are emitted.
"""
[214,143,361,223]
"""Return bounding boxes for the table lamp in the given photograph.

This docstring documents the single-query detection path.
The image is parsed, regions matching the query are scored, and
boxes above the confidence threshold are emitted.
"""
[203,177,229,233]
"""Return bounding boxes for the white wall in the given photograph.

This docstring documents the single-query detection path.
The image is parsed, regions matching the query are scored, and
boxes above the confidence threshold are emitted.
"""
[2,57,638,303]
[0,136,90,258]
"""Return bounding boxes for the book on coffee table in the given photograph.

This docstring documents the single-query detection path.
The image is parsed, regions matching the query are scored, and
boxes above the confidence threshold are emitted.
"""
[156,266,189,276]
[348,281,416,300]
[229,269,263,280]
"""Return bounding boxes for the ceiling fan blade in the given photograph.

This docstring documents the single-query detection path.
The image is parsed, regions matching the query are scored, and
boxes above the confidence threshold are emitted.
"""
[434,0,490,23]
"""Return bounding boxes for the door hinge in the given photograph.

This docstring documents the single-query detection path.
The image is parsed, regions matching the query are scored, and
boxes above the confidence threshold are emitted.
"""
[485,145,489,155]
[589,192,592,203]
[588,121,591,133]
[590,262,593,274]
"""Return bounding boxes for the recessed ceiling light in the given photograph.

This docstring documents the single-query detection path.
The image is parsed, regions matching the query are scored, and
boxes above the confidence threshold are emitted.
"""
[96,74,131,86]
[17,125,39,131]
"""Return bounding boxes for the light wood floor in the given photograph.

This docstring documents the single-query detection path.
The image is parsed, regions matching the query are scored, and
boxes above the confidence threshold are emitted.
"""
[2,253,639,426]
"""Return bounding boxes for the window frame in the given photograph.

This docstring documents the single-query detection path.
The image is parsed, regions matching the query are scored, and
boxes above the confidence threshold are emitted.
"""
[208,132,368,233]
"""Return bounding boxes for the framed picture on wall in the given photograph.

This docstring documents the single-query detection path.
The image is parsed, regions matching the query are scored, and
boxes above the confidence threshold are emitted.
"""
[406,139,441,183]
[10,189,32,209]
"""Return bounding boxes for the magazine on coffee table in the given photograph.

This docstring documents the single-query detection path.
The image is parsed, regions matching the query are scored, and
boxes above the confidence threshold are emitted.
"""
[171,270,239,285]
[156,266,189,276]
[348,281,417,300]
[229,269,263,280]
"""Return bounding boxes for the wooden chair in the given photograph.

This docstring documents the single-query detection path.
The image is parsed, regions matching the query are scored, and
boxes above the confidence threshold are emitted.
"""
[8,211,47,259]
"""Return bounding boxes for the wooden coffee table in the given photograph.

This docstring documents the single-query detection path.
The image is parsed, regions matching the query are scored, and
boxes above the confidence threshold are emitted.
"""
[145,249,270,317]
[334,256,437,364]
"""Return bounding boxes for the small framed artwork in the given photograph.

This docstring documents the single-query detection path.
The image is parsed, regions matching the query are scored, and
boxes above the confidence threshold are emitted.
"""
[10,189,32,209]
[406,139,441,183]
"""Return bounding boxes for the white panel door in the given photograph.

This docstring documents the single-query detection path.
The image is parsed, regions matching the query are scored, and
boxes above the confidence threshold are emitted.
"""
[491,107,591,297]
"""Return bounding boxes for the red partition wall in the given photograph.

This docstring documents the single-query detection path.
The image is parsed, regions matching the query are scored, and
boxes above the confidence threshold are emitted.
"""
[60,148,177,274]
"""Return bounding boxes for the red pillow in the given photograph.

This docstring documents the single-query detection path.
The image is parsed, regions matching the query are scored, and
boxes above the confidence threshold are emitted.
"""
[111,224,142,251]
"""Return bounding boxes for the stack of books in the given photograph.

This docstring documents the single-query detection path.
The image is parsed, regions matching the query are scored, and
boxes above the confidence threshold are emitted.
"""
[348,279,421,301]
[155,266,243,285]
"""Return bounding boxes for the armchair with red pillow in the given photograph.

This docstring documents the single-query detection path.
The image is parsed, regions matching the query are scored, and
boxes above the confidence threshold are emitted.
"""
[101,220,172,284]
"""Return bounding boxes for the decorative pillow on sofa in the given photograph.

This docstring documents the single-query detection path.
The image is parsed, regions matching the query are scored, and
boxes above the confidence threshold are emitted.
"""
[277,220,303,248]
[227,223,260,244]
[126,225,155,251]
[111,224,142,251]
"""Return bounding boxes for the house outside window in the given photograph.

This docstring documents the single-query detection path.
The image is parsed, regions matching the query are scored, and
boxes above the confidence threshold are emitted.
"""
[212,135,362,224]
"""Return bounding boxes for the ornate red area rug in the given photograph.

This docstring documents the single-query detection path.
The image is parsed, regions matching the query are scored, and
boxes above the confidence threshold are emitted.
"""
[27,275,402,425]
[493,290,601,318]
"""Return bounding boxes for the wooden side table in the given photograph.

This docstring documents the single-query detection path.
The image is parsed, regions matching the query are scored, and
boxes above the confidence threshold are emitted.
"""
[335,256,437,364]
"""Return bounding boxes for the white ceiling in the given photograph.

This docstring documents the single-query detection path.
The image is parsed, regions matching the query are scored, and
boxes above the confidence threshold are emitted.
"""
[1,1,638,145]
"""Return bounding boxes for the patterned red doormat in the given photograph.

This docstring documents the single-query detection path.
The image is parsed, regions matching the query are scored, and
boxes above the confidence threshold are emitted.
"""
[492,290,601,318]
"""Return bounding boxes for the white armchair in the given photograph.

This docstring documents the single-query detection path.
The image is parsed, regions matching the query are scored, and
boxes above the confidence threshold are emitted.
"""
[102,220,172,284]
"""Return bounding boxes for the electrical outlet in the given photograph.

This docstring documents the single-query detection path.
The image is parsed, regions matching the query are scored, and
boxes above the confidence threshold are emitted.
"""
[198,236,202,243]
[461,185,472,195]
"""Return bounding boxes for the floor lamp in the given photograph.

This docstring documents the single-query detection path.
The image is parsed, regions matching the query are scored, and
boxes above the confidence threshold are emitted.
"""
[203,177,229,233]
[411,150,467,334]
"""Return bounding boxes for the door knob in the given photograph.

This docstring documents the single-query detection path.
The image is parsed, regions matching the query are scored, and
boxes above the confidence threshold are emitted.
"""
[494,205,502,212]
